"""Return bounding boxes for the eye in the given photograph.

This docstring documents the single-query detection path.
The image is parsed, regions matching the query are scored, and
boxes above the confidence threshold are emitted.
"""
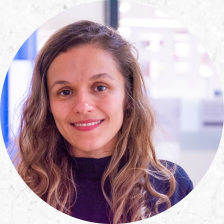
[59,90,72,96]
[94,85,107,92]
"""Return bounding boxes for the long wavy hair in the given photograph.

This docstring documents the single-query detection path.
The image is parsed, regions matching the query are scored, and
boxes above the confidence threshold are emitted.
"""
[13,20,176,223]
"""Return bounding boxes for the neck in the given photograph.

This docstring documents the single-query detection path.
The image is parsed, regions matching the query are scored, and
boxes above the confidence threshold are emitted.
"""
[69,136,118,158]
[70,145,114,159]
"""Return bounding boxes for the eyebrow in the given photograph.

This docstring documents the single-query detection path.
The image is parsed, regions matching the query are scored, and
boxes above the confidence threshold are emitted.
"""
[50,80,70,91]
[89,73,115,81]
[50,73,115,90]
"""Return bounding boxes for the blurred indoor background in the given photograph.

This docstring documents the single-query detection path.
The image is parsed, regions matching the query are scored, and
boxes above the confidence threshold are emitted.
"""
[1,1,223,187]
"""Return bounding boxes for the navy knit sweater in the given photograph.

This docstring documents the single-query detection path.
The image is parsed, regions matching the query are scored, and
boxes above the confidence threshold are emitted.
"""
[71,156,193,223]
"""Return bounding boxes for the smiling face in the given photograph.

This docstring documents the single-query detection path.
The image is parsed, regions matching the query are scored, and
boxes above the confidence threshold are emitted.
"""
[47,44,126,158]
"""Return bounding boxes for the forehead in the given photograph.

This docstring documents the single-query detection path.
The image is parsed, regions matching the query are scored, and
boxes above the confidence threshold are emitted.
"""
[48,44,119,74]
[47,44,123,84]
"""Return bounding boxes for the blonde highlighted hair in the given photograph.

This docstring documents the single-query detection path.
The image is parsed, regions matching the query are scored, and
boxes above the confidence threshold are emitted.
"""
[13,20,176,223]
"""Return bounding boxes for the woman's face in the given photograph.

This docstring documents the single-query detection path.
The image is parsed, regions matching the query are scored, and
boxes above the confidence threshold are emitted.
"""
[47,44,126,158]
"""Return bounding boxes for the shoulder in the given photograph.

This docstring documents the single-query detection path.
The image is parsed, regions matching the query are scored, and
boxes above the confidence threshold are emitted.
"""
[161,160,193,204]
[150,160,193,209]
[162,160,193,195]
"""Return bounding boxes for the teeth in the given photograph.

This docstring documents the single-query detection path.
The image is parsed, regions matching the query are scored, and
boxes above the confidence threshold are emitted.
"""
[74,120,102,127]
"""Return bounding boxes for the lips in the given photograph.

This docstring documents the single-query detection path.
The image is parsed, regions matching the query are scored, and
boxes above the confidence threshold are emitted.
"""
[71,119,104,131]
[74,120,102,126]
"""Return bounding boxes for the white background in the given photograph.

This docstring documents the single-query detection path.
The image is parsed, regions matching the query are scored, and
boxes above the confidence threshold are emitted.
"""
[0,0,224,223]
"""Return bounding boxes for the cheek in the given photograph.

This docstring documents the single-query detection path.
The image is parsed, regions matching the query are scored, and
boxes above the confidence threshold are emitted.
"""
[104,92,125,121]
[50,101,69,122]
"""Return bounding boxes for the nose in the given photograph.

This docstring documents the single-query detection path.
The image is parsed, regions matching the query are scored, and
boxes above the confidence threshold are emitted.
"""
[73,90,94,114]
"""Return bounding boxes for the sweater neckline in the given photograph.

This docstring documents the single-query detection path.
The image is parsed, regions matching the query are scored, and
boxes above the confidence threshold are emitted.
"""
[72,156,112,179]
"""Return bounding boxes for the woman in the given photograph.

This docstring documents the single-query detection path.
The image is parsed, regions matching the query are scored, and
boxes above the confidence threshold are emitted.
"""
[14,20,193,223]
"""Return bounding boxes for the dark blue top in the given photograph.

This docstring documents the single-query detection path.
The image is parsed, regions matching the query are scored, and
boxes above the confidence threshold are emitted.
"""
[71,156,193,223]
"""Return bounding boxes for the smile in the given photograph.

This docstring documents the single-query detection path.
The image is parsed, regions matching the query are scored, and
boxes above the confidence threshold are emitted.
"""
[74,120,102,126]
[71,119,104,131]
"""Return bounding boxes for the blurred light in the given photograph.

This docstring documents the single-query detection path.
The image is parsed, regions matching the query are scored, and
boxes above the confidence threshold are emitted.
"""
[139,32,163,41]
[118,26,132,37]
[146,43,161,52]
[150,59,160,80]
[174,42,190,57]
[199,65,213,77]
[197,44,207,53]
[155,10,170,18]
[139,33,163,52]
[175,62,190,74]
[174,33,189,42]
[119,18,184,28]
[119,2,131,13]
[150,87,161,98]
[38,38,48,51]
